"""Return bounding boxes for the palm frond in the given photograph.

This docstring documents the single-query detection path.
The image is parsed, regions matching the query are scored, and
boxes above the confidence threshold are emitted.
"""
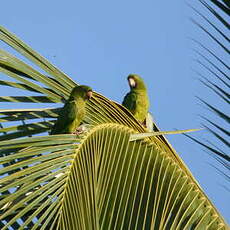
[190,0,230,175]
[130,128,203,141]
[0,125,228,229]
[0,26,76,90]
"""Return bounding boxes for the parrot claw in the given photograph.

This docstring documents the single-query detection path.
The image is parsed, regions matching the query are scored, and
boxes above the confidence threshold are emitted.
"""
[72,130,83,135]
[72,126,84,135]
[72,124,90,135]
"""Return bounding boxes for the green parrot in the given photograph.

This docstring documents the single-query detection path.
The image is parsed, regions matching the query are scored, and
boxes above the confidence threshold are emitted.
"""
[122,74,150,125]
[50,85,93,135]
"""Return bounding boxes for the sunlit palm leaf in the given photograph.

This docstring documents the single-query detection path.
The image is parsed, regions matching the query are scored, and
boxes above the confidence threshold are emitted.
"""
[130,128,203,141]
[0,125,228,229]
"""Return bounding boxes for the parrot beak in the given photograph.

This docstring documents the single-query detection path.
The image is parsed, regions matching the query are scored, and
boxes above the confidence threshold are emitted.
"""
[86,90,93,99]
[128,77,136,88]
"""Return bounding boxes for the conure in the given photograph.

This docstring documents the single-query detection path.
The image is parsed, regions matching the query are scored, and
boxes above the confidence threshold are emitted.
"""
[122,74,150,125]
[50,85,93,135]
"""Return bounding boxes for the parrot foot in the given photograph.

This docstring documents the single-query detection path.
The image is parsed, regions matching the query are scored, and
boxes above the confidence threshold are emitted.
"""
[72,126,84,135]
[72,130,83,135]
[72,124,89,135]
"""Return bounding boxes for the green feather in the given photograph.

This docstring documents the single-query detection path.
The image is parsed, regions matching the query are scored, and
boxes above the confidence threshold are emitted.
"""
[122,74,149,123]
[50,85,92,135]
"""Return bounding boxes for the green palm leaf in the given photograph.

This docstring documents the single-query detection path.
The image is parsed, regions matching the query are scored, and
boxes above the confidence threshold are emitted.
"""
[0,125,228,229]
[189,0,230,176]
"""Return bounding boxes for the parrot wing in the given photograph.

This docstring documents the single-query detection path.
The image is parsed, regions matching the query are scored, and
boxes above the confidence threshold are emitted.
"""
[50,101,76,135]
[122,91,137,113]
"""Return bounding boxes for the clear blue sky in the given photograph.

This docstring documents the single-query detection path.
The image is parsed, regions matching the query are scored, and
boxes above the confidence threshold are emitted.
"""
[1,0,229,223]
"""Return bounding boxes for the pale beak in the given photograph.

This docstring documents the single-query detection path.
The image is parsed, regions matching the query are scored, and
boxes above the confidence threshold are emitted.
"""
[87,91,93,99]
[128,78,136,88]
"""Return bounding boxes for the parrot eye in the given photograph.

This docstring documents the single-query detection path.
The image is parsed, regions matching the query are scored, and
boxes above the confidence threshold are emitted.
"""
[128,78,136,88]
[86,90,93,99]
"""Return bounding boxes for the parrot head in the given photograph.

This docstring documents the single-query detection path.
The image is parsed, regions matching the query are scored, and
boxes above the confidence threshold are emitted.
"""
[127,74,147,91]
[69,85,93,101]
